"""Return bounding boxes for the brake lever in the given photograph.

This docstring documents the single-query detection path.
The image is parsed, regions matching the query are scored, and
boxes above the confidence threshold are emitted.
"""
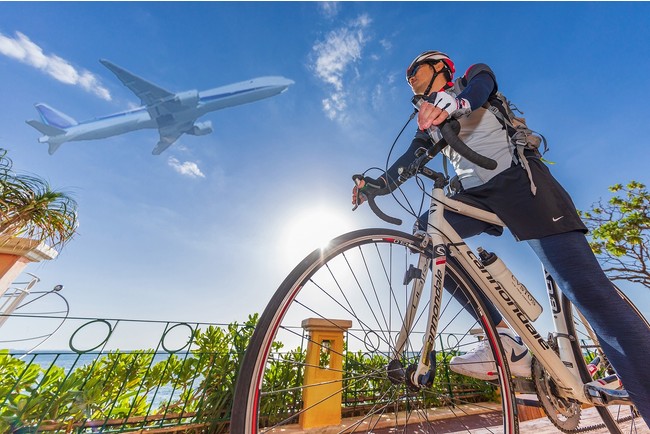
[351,177,402,225]
[352,175,365,211]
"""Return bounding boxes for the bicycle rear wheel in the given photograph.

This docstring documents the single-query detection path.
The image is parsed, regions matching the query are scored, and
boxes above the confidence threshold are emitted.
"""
[563,287,649,433]
[231,228,518,433]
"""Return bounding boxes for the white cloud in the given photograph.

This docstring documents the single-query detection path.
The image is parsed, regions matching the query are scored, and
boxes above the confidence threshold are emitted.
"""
[173,143,190,152]
[371,84,383,108]
[167,157,205,179]
[318,2,340,18]
[0,31,111,101]
[379,38,393,51]
[311,15,371,123]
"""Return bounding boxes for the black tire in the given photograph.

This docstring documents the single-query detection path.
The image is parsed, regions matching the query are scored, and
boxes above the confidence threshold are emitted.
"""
[231,228,518,433]
[563,287,648,433]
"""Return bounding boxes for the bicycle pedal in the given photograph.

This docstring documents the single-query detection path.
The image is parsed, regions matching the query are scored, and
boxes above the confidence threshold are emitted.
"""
[512,377,536,394]
[585,383,631,406]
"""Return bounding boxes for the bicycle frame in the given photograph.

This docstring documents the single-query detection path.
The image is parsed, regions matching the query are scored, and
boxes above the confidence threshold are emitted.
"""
[396,184,590,403]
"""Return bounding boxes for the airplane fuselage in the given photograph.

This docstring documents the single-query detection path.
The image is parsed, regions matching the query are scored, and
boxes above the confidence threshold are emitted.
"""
[55,108,153,143]
[37,76,293,148]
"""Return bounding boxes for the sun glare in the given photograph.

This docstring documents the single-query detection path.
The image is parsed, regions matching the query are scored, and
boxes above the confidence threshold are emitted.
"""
[280,207,353,264]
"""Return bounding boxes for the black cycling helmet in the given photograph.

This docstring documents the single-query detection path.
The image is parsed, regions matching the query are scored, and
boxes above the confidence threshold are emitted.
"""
[406,50,456,94]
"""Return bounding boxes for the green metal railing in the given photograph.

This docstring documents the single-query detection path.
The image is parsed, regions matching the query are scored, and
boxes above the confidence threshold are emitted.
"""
[1,312,494,433]
[1,313,258,433]
[339,330,496,415]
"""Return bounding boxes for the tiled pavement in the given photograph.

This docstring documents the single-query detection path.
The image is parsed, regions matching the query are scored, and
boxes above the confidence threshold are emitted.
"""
[266,403,649,433]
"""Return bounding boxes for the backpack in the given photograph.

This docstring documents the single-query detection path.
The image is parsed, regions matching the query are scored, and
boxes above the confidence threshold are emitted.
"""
[450,63,549,195]
[484,91,549,157]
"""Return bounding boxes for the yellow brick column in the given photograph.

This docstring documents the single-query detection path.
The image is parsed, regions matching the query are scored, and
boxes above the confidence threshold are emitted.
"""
[299,318,353,430]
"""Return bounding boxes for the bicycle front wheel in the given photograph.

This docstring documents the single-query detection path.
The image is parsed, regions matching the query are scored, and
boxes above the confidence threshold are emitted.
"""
[231,228,518,433]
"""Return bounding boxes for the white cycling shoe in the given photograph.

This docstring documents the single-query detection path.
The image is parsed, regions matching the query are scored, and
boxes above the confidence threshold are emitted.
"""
[449,328,532,381]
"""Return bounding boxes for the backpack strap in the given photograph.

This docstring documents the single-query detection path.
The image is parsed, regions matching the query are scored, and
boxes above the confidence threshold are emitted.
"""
[484,93,548,196]
[515,145,537,196]
[486,99,549,155]
[495,112,538,195]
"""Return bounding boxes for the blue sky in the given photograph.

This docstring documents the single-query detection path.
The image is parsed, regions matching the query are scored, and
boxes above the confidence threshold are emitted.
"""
[1,2,649,349]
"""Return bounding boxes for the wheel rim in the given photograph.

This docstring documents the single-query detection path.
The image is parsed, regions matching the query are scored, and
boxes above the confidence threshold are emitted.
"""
[236,230,516,433]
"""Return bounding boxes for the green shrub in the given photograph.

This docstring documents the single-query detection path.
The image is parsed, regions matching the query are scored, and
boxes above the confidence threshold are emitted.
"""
[1,316,497,433]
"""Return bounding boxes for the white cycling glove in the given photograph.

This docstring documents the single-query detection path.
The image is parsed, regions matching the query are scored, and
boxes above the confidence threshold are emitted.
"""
[430,92,471,118]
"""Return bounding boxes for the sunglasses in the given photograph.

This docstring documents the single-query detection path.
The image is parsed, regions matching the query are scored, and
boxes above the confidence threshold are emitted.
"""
[406,63,423,80]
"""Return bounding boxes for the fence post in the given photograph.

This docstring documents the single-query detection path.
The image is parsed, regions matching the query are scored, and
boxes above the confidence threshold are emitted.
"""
[299,318,352,430]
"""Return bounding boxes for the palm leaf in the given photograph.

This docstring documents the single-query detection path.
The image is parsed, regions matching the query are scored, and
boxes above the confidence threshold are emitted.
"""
[0,149,78,251]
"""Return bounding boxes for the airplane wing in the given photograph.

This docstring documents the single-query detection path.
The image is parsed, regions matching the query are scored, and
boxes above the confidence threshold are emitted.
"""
[152,133,181,155]
[152,122,194,155]
[26,120,65,136]
[100,59,174,107]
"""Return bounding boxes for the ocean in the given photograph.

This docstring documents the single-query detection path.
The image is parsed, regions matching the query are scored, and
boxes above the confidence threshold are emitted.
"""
[8,350,195,409]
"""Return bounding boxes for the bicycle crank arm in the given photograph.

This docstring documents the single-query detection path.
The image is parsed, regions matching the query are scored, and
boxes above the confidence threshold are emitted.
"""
[585,383,632,406]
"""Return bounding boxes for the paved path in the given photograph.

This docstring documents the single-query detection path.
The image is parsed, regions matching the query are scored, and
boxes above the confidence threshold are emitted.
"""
[519,406,649,434]
[269,404,649,433]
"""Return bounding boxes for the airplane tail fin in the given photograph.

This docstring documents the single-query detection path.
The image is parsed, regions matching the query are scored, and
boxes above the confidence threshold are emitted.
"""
[35,103,78,129]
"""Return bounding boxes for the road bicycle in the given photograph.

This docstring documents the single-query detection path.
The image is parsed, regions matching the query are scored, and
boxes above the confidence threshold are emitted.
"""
[231,115,649,433]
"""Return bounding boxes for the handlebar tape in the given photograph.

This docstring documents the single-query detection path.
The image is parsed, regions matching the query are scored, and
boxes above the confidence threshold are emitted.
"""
[366,194,402,226]
[440,120,497,170]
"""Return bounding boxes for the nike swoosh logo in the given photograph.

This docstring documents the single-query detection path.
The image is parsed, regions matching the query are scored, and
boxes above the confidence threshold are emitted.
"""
[511,348,528,363]
[552,216,564,222]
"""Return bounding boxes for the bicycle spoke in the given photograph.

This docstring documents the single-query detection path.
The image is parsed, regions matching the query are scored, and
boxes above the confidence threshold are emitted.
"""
[232,230,516,434]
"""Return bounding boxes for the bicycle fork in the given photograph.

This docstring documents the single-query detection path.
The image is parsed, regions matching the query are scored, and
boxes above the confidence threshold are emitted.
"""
[387,236,444,390]
[388,210,449,390]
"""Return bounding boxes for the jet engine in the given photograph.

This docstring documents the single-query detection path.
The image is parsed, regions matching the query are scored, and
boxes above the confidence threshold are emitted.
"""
[187,121,213,136]
[173,90,199,108]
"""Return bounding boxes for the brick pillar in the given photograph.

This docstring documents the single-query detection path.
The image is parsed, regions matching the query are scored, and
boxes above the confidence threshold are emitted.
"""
[300,318,353,429]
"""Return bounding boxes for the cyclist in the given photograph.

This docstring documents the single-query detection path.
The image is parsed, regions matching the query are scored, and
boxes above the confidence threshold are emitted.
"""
[352,50,650,422]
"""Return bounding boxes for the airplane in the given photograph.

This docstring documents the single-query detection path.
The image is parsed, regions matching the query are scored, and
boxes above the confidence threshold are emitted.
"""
[27,59,294,155]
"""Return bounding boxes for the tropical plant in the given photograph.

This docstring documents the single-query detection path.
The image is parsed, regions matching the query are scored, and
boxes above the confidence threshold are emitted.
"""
[0,148,78,250]
[579,181,650,289]
[1,316,497,433]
